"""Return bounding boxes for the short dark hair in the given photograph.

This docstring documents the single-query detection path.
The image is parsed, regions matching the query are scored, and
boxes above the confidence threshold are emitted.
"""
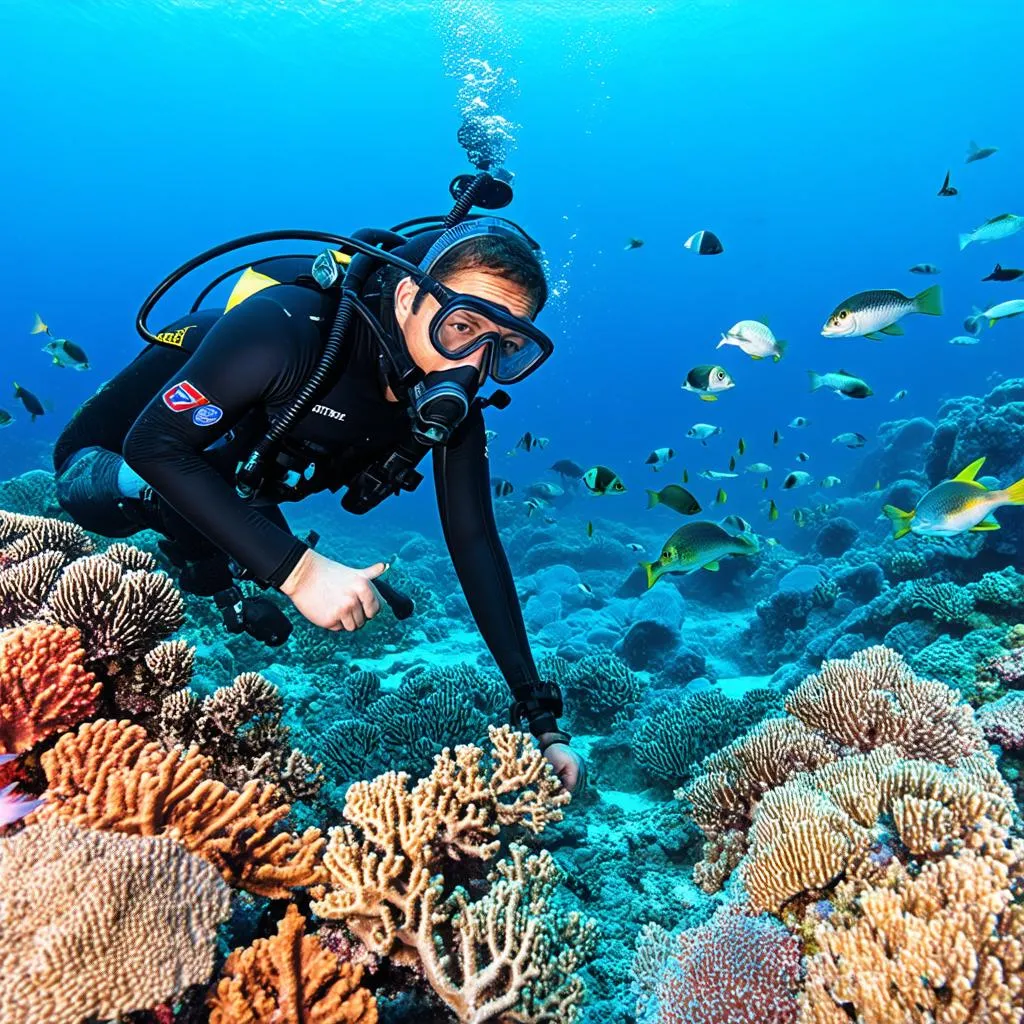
[411,232,548,316]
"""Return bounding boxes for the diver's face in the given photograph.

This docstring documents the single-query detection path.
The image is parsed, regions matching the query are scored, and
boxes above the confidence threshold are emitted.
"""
[393,269,535,379]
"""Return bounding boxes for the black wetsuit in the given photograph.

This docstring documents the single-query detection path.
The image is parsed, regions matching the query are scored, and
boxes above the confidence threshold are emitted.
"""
[53,274,544,702]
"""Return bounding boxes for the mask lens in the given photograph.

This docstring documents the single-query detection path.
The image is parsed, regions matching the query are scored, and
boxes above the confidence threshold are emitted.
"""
[492,333,546,383]
[435,308,494,356]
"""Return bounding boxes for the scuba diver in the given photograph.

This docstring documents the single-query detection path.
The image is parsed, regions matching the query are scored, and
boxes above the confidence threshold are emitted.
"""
[51,171,584,792]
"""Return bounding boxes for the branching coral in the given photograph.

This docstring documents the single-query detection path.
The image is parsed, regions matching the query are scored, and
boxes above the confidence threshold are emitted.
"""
[34,718,326,898]
[0,819,230,1024]
[311,725,596,1023]
[0,621,100,753]
[208,903,378,1024]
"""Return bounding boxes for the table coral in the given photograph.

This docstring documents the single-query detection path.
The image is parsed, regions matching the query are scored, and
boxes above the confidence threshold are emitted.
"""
[208,903,377,1024]
[0,819,230,1024]
[34,718,326,898]
[0,621,100,753]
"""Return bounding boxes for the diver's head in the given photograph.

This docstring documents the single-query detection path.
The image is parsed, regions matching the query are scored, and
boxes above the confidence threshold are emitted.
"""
[392,229,548,384]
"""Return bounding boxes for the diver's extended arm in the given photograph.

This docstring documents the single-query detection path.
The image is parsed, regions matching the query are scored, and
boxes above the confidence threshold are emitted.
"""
[433,406,562,737]
[122,294,312,587]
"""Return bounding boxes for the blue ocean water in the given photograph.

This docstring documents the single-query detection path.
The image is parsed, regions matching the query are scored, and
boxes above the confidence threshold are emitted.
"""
[3,2,1024,1022]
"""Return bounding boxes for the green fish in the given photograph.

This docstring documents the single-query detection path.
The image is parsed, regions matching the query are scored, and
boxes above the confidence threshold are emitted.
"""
[583,465,627,496]
[639,521,758,589]
[646,484,701,516]
[884,457,1024,539]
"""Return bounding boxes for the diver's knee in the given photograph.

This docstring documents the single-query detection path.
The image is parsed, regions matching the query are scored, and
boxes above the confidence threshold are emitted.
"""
[54,446,142,538]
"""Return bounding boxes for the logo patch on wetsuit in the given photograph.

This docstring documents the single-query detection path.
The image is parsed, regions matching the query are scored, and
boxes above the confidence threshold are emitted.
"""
[155,325,196,348]
[163,379,209,412]
[192,404,223,427]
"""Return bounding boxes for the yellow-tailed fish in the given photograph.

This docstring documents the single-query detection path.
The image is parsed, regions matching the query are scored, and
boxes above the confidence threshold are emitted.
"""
[884,457,1024,539]
[639,520,758,589]
[768,499,779,521]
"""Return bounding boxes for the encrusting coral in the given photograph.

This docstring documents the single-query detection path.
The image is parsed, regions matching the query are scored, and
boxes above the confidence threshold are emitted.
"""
[311,724,598,1023]
[208,903,378,1024]
[0,819,231,1024]
[0,621,100,753]
[33,718,326,898]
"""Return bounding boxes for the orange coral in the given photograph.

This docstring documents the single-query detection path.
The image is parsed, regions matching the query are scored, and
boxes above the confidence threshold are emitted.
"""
[0,621,100,753]
[207,903,377,1024]
[34,718,326,898]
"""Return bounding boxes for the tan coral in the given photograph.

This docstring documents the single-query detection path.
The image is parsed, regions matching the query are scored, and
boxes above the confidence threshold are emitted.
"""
[784,645,987,764]
[0,819,230,1024]
[207,903,377,1024]
[103,541,157,572]
[0,549,69,627]
[0,621,100,753]
[34,718,326,898]
[0,514,93,568]
[144,638,195,691]
[800,845,1024,1023]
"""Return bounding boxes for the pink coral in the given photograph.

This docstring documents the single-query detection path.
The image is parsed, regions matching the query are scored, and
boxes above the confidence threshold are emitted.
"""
[640,904,803,1024]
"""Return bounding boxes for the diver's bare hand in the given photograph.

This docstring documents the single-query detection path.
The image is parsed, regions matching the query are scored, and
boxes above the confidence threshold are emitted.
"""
[280,548,387,631]
[538,736,587,794]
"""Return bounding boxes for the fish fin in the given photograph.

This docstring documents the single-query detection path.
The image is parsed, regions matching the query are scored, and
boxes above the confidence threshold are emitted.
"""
[716,335,728,348]
[971,517,1001,531]
[639,561,658,590]
[774,338,787,359]
[30,314,50,336]
[880,323,905,335]
[808,371,821,392]
[913,284,943,316]
[700,394,717,402]
[838,368,853,376]
[959,233,973,251]
[1000,476,1024,506]
[645,490,660,509]
[883,504,915,540]
[989,319,999,328]
[953,457,986,483]
[703,561,720,572]
[750,354,763,361]
[864,332,885,341]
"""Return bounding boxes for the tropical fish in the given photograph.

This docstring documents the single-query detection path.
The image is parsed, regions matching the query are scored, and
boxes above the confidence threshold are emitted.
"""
[719,514,752,535]
[524,497,548,517]
[783,471,814,490]
[12,383,46,421]
[808,369,873,399]
[715,488,728,505]
[687,423,722,445]
[891,389,908,402]
[788,416,809,428]
[627,542,645,552]
[639,520,758,588]
[746,462,772,474]
[0,409,12,428]
[821,475,842,488]
[682,364,735,401]
[583,465,627,496]
[550,459,585,481]
[959,213,1024,251]
[795,452,810,462]
[577,582,594,595]
[761,477,769,491]
[768,499,779,521]
[964,299,1024,335]
[937,170,957,197]
[625,238,644,250]
[793,509,807,527]
[737,438,746,456]
[949,335,980,346]
[699,470,737,480]
[646,484,701,516]
[909,264,941,275]
[526,482,564,501]
[884,457,1024,539]
[491,478,513,497]
[983,264,1023,282]
[718,320,785,362]
[682,468,689,484]
[772,430,782,445]
[514,431,546,453]
[728,455,736,472]
[832,431,867,449]
[485,429,499,443]
[31,314,90,370]
[822,286,942,339]
[965,140,998,163]
[683,229,724,255]
[645,447,677,471]
[587,521,594,538]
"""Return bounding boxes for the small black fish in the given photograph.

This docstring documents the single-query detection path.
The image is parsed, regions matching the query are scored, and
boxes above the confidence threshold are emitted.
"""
[983,264,1024,282]
[491,478,513,497]
[625,238,644,251]
[515,431,547,453]
[13,382,45,421]
[0,409,12,428]
[937,169,957,197]
[683,229,724,255]
[550,459,585,480]
[772,429,782,446]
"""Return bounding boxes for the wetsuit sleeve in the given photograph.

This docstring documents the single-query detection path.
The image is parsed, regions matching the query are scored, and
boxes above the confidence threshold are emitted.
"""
[122,294,314,587]
[433,406,542,695]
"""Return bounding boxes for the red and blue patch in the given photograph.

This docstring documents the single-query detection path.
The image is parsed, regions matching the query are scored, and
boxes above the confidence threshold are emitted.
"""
[162,379,209,413]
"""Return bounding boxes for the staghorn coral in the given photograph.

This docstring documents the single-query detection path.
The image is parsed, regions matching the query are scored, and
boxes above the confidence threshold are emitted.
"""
[0,621,100,753]
[637,904,803,1024]
[207,903,377,1024]
[34,718,326,898]
[0,819,230,1024]
[783,646,987,763]
[799,844,1024,1023]
[311,725,597,1022]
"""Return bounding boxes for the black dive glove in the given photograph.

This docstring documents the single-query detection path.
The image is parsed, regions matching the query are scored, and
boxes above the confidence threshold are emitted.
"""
[214,586,293,647]
[509,680,572,751]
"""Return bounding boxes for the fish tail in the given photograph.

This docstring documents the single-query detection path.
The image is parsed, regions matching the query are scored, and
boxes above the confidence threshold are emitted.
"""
[645,489,660,509]
[913,284,943,316]
[999,477,1024,506]
[774,338,787,360]
[808,371,822,392]
[716,334,728,348]
[958,233,973,251]
[883,504,915,540]
[639,561,659,590]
